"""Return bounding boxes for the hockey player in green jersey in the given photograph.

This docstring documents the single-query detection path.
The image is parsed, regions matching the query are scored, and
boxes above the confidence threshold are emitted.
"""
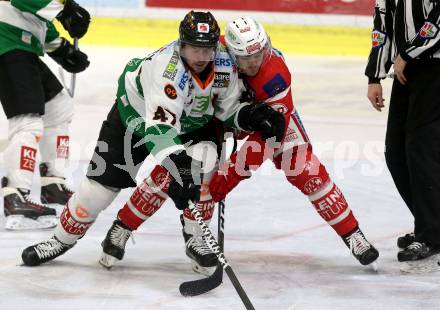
[0,0,90,230]
[21,10,285,267]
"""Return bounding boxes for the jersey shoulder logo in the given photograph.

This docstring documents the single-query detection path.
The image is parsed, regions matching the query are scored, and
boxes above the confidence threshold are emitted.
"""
[419,21,439,39]
[372,30,387,48]
[164,84,177,99]
[262,73,288,98]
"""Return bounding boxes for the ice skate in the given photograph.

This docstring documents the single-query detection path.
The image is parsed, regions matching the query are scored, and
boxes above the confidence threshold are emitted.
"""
[22,236,75,266]
[181,215,218,276]
[397,242,440,262]
[2,177,57,230]
[99,219,132,269]
[40,163,74,216]
[343,227,379,271]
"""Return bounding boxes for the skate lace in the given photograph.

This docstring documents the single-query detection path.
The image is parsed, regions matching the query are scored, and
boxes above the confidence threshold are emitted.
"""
[110,224,132,248]
[348,231,371,256]
[22,192,47,211]
[34,238,65,259]
[187,236,213,255]
[407,242,423,251]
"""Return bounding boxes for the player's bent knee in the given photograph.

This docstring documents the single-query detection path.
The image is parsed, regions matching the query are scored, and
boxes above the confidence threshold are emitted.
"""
[67,177,119,222]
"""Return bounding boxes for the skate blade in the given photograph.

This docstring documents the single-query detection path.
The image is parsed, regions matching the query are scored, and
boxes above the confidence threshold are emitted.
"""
[99,252,119,269]
[190,260,215,276]
[5,215,57,230]
[369,261,379,272]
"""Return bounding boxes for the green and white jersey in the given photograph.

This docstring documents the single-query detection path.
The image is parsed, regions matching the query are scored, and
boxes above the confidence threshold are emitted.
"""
[0,0,63,56]
[116,41,244,162]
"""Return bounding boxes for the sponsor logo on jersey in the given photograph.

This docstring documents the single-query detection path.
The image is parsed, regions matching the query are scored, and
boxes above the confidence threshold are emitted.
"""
[162,51,179,80]
[20,146,36,172]
[419,21,439,39]
[164,84,177,99]
[197,23,210,33]
[191,96,210,114]
[213,72,230,88]
[214,57,233,67]
[246,42,261,54]
[372,30,386,48]
[178,71,189,90]
[263,73,288,98]
[56,136,69,159]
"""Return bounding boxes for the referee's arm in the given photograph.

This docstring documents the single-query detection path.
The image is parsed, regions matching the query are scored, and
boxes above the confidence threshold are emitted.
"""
[401,1,440,60]
[365,0,394,84]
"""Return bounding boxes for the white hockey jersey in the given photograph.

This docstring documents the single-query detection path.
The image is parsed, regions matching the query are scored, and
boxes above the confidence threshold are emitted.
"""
[116,41,243,161]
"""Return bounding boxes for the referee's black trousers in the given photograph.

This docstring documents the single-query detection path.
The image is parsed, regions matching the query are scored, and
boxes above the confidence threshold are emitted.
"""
[385,60,440,247]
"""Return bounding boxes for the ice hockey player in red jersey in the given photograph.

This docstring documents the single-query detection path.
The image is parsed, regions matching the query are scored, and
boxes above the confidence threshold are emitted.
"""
[209,16,379,268]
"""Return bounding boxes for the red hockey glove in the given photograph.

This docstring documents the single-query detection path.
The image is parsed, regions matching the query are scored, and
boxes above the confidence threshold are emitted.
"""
[209,161,251,202]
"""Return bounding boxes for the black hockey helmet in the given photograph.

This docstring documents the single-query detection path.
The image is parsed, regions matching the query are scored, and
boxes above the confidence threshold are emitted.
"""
[179,11,220,48]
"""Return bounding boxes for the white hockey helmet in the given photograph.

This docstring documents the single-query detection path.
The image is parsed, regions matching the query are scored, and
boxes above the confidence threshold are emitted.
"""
[225,16,269,57]
[224,16,271,74]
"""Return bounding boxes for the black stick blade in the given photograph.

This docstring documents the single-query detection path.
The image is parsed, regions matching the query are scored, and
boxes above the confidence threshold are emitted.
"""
[179,266,223,297]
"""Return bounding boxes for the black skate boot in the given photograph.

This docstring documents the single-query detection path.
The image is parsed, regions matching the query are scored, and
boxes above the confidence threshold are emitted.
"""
[99,219,132,269]
[397,233,415,249]
[1,177,57,230]
[22,236,75,266]
[343,227,379,269]
[397,242,440,262]
[40,163,74,215]
[181,215,218,275]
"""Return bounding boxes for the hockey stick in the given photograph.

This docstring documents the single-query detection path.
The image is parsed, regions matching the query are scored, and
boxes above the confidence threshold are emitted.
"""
[183,201,255,310]
[179,130,239,296]
[58,38,78,98]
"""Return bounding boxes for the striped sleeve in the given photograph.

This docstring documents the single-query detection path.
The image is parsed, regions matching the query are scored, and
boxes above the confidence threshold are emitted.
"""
[402,1,440,60]
[11,0,63,21]
[365,0,393,80]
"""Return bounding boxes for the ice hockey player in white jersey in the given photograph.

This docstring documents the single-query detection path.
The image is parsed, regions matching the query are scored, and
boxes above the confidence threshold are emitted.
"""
[0,0,90,230]
[21,11,285,267]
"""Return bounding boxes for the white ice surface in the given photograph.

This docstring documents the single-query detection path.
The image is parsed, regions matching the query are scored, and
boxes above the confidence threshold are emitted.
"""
[0,47,439,310]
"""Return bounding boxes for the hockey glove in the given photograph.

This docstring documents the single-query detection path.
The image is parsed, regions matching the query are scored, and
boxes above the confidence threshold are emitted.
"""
[162,151,202,210]
[56,0,91,39]
[48,38,89,73]
[238,103,285,143]
[209,160,251,202]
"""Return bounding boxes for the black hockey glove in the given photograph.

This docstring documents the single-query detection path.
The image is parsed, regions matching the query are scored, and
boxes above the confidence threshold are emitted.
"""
[56,0,91,39]
[162,151,202,210]
[48,38,89,73]
[238,103,286,143]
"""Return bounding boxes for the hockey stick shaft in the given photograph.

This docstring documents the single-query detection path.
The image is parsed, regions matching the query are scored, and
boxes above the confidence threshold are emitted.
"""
[188,202,255,310]
[59,37,78,98]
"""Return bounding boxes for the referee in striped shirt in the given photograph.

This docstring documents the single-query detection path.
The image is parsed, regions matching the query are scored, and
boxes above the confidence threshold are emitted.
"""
[365,0,440,262]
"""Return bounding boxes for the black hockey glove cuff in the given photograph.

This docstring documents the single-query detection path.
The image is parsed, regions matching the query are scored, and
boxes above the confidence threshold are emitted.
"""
[48,38,89,73]
[162,151,202,210]
[56,0,91,39]
[238,103,286,143]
